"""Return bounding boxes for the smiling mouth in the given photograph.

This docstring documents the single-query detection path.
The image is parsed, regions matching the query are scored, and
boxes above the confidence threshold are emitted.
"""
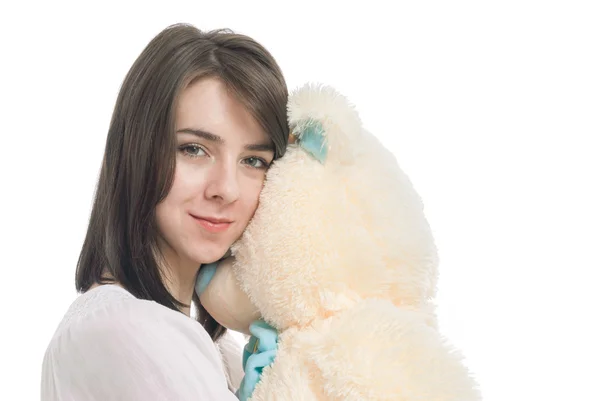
[190,214,233,233]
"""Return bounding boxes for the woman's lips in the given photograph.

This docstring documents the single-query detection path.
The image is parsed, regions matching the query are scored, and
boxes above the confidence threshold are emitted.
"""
[191,214,232,233]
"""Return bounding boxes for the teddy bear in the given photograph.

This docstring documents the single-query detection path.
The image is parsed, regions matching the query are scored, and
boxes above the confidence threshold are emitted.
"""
[199,83,481,401]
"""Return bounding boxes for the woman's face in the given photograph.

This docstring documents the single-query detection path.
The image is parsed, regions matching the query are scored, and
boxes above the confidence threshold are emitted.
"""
[156,77,275,269]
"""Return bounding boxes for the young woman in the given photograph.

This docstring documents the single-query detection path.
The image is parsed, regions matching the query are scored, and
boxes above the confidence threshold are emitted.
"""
[41,23,288,400]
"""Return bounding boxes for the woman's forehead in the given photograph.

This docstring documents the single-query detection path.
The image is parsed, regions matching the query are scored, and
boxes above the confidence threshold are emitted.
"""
[176,77,270,146]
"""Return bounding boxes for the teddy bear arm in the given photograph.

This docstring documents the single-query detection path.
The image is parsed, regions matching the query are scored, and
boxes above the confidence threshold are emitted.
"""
[309,300,481,401]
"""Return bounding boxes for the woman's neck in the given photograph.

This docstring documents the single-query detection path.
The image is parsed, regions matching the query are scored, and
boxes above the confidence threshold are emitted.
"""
[161,263,199,317]
[92,259,200,317]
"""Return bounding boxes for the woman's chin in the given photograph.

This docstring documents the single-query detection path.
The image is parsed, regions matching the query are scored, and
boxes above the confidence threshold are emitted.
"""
[193,248,230,266]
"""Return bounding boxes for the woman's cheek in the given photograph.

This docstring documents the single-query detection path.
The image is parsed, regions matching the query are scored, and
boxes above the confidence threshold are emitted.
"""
[242,176,264,214]
[176,159,211,193]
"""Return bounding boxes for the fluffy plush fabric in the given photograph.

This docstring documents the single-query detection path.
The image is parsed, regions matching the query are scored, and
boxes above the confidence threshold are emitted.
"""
[231,83,481,400]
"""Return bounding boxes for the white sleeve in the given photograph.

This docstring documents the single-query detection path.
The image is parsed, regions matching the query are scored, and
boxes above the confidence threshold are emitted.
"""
[216,330,246,391]
[42,298,238,401]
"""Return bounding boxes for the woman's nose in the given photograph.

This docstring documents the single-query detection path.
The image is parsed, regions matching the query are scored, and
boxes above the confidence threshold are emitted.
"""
[204,161,240,204]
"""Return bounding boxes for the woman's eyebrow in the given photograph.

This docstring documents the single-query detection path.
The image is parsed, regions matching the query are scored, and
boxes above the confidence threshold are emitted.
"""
[176,128,224,143]
[177,128,273,152]
[245,142,274,152]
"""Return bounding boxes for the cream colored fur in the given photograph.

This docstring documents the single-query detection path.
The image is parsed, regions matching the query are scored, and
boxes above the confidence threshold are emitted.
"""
[231,83,481,400]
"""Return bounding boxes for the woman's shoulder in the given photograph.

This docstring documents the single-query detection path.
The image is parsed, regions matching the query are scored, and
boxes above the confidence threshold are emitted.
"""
[52,285,159,338]
[43,284,222,371]
[42,285,235,400]
[53,285,135,332]
[49,284,214,348]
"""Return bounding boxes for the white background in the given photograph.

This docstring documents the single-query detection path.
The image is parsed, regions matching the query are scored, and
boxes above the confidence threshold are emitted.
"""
[1,1,599,400]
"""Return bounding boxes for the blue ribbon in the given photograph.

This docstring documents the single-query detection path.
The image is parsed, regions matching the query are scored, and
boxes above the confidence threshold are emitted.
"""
[291,119,328,164]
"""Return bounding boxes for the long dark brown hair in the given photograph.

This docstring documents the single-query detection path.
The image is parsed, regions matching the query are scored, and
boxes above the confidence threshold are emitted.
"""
[75,23,288,340]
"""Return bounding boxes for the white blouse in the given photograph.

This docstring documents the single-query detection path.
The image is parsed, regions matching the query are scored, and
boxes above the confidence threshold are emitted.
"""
[41,285,242,400]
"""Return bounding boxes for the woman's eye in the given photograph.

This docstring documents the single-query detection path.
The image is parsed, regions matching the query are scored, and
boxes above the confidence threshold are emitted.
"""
[244,157,268,169]
[180,144,207,158]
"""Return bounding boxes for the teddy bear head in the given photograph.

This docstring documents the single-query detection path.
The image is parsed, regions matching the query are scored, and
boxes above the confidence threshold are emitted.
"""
[230,84,439,331]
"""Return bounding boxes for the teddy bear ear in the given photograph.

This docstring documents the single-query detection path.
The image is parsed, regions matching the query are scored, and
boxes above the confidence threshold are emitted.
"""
[287,83,363,165]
